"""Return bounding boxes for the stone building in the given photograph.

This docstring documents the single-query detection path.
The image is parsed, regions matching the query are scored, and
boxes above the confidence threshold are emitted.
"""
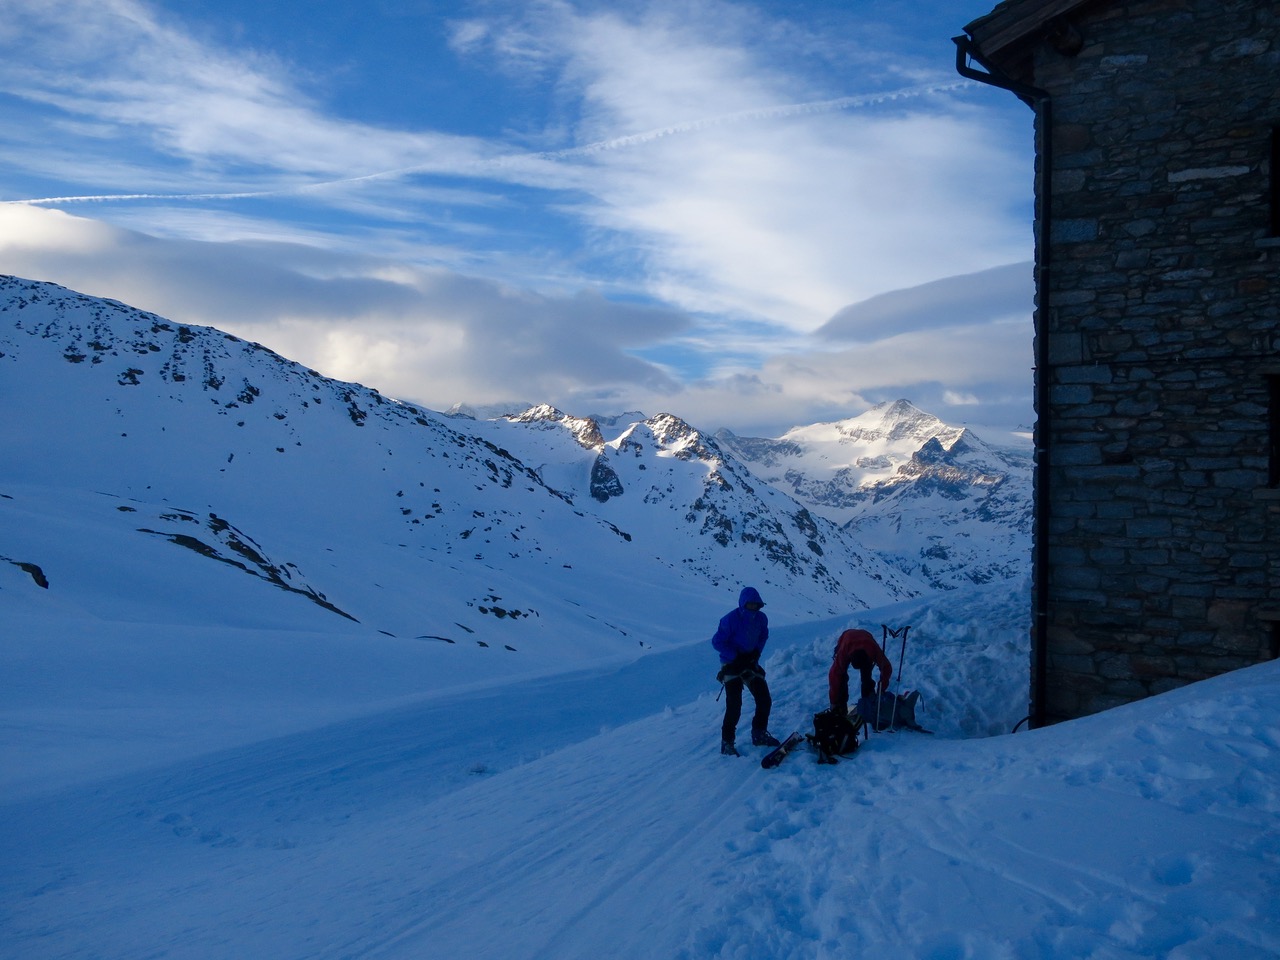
[955,0,1280,724]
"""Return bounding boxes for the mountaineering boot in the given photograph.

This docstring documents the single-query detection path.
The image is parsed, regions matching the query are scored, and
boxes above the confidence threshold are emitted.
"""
[752,730,781,747]
[721,740,740,756]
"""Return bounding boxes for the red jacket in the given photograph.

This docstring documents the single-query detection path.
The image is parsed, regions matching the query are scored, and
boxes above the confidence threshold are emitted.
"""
[828,629,892,709]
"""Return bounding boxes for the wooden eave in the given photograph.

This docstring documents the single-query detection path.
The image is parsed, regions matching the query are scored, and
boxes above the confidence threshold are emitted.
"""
[964,0,1097,62]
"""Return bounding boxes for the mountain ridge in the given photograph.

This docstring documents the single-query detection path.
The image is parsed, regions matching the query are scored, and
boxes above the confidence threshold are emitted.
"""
[1,276,932,668]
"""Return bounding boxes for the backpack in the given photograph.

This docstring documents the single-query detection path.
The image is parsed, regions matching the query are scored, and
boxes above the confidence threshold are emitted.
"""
[856,690,927,732]
[809,708,864,763]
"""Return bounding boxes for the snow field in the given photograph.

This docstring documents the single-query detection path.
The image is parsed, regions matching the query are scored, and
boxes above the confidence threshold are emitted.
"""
[5,587,1278,959]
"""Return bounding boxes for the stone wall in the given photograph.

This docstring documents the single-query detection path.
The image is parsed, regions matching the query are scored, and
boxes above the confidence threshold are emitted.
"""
[1021,0,1280,719]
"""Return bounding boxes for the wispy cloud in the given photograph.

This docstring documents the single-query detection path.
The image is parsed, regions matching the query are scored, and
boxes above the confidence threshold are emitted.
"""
[0,0,513,221]
[0,0,1036,436]
[478,1,1032,326]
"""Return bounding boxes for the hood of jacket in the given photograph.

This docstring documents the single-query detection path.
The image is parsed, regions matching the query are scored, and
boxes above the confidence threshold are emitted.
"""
[738,586,765,608]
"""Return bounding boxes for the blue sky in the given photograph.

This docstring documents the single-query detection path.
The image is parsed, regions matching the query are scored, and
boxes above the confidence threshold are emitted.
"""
[0,0,1036,437]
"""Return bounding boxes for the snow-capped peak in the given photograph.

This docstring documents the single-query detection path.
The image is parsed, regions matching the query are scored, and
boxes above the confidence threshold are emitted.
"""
[713,400,1031,591]
[783,399,962,450]
[505,404,606,449]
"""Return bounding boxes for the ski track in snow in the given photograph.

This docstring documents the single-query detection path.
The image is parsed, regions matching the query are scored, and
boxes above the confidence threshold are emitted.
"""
[4,620,1278,959]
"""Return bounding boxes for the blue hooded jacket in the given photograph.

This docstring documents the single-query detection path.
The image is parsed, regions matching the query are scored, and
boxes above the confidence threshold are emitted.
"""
[711,587,768,664]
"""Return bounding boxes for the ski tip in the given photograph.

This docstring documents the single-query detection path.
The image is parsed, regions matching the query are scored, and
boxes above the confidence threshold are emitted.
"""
[759,731,804,769]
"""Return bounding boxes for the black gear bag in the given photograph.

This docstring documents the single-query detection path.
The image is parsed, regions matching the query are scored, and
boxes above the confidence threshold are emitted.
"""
[808,708,863,764]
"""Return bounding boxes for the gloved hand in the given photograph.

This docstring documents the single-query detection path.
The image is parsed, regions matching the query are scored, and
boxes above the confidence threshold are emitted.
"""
[739,653,766,677]
[718,654,763,683]
[717,658,745,682]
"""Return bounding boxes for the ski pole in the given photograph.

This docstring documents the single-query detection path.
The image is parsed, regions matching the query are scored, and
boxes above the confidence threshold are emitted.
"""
[882,624,910,730]
[892,624,910,689]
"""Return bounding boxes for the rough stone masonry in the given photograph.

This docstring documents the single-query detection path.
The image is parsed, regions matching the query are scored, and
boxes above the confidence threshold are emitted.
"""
[965,0,1280,720]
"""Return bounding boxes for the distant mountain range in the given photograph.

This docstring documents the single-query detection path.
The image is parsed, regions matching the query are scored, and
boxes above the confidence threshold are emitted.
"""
[716,401,1032,590]
[1,275,1030,663]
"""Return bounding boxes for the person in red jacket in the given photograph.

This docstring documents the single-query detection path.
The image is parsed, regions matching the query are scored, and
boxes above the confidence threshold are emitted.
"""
[828,628,892,714]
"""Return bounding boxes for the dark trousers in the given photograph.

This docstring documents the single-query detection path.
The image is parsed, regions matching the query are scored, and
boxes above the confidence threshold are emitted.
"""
[850,650,876,699]
[721,674,771,742]
[855,670,875,701]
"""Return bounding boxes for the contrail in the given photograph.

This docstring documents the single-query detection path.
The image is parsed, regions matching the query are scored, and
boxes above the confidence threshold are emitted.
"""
[3,189,280,204]
[535,79,968,160]
[4,79,968,206]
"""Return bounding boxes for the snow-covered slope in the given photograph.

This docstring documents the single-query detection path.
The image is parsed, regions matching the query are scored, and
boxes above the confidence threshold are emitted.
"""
[0,278,638,661]
[0,274,919,664]
[716,399,1032,590]
[4,576,1278,960]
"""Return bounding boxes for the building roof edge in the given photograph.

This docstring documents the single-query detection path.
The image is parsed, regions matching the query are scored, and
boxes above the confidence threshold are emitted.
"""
[964,0,1097,61]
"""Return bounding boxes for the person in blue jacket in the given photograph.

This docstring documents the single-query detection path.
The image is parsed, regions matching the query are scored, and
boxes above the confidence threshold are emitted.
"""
[712,586,779,755]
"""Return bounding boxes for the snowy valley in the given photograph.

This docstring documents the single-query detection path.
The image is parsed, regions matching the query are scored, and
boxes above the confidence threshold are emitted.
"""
[2,275,1277,959]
